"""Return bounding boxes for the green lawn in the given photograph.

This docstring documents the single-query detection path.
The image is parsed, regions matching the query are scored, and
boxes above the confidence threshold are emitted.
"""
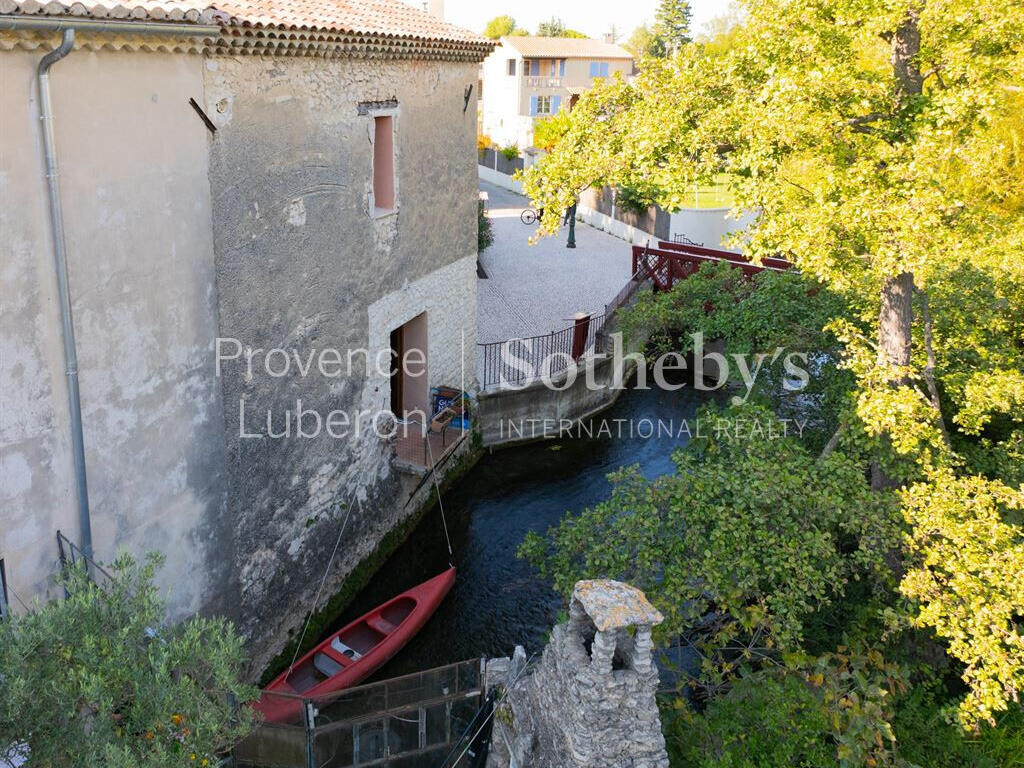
[689,174,735,209]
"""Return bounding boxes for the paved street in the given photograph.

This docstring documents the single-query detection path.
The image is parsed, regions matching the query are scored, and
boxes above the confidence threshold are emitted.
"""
[477,180,633,344]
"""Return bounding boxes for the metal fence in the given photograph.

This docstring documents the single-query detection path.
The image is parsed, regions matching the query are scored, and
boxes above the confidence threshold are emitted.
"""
[477,312,607,391]
[234,659,486,768]
[56,529,114,589]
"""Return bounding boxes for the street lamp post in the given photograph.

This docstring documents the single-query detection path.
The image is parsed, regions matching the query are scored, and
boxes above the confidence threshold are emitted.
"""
[566,202,577,248]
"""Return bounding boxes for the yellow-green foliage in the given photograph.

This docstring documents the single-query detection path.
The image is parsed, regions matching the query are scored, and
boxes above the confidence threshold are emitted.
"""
[521,0,1024,735]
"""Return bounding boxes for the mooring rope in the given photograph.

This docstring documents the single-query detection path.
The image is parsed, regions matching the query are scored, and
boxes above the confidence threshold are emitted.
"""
[286,493,359,678]
[439,651,539,768]
[423,429,455,565]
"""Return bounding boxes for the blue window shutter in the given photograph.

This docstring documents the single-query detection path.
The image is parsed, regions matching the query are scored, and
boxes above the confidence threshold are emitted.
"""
[529,95,538,116]
[559,59,566,77]
[589,62,598,78]
[552,95,562,113]
[600,62,609,77]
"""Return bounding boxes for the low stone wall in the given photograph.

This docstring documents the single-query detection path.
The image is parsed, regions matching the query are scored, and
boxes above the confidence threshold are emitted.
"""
[577,203,657,247]
[669,207,758,252]
[478,164,525,194]
[475,354,631,447]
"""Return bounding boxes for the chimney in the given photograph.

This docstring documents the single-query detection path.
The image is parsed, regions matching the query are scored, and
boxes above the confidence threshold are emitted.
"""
[602,32,614,44]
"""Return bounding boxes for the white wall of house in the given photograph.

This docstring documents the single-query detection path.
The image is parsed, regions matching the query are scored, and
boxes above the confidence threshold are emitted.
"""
[480,39,631,149]
[0,44,229,620]
[480,42,524,147]
[669,208,759,252]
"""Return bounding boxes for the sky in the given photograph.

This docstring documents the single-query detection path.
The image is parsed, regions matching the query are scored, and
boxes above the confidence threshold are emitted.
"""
[435,0,733,41]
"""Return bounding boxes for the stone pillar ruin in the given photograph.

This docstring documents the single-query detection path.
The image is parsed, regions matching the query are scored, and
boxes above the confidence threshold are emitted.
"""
[485,580,669,768]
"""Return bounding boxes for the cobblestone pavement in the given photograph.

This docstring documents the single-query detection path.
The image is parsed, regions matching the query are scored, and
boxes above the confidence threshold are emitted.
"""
[477,180,633,345]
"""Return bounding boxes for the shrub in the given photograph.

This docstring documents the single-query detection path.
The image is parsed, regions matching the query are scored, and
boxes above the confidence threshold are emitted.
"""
[499,144,520,162]
[478,198,493,253]
[0,554,257,768]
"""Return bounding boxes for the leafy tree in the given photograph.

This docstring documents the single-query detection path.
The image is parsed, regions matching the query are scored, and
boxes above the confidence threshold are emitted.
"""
[483,14,518,39]
[536,18,587,38]
[522,403,902,670]
[653,0,692,54]
[624,24,663,59]
[697,2,744,57]
[521,0,1024,728]
[531,111,572,152]
[0,554,256,768]
[617,260,854,448]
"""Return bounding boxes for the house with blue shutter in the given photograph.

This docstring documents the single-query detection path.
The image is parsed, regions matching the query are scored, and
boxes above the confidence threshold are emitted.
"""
[480,35,633,150]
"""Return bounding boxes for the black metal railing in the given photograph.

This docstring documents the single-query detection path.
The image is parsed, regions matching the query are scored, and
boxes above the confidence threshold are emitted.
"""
[233,658,486,768]
[477,312,607,391]
[56,529,114,589]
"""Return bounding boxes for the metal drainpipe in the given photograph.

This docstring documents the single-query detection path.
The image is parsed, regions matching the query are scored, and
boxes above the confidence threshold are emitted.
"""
[36,28,94,558]
[18,17,218,558]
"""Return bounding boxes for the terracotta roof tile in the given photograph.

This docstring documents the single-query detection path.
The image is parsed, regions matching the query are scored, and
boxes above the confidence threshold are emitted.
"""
[0,0,211,21]
[0,0,492,45]
[500,35,632,60]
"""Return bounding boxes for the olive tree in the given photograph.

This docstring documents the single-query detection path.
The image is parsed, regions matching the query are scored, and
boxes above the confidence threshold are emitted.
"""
[0,554,257,768]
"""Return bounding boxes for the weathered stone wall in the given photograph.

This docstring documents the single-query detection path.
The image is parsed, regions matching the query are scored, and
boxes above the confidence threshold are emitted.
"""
[2,40,481,675]
[0,46,230,621]
[202,54,480,668]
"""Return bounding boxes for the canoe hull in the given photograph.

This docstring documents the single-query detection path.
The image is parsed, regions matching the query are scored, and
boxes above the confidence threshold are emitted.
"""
[255,567,455,724]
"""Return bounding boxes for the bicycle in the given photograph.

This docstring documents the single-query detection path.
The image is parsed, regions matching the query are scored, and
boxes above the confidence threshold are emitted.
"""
[520,208,538,225]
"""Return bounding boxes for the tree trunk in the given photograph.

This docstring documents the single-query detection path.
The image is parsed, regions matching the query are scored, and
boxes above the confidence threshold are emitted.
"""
[871,12,923,489]
[877,271,914,372]
[891,9,923,103]
[873,272,915,489]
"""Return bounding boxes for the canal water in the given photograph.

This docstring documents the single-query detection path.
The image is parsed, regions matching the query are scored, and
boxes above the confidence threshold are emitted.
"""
[324,384,716,681]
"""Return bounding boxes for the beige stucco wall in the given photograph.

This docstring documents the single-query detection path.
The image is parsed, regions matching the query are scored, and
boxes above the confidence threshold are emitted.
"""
[0,41,230,619]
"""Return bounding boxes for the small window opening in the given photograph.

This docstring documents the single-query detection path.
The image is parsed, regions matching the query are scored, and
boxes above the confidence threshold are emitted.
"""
[373,115,395,213]
[507,58,516,76]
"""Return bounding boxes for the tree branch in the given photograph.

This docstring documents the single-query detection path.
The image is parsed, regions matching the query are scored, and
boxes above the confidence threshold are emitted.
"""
[819,419,847,459]
[917,287,951,448]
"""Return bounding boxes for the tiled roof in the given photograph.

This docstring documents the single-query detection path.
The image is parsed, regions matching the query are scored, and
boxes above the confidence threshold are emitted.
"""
[500,35,632,60]
[0,0,493,51]
[0,0,211,21]
[212,0,486,43]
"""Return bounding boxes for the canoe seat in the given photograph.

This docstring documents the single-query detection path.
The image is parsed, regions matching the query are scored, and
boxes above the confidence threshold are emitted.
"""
[366,616,397,635]
[314,652,343,679]
[330,636,362,660]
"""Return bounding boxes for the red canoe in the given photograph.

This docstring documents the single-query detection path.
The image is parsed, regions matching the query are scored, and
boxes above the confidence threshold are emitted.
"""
[256,567,456,723]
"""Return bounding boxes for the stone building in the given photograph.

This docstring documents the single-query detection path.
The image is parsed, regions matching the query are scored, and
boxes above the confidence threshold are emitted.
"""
[0,0,491,669]
[487,580,670,768]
